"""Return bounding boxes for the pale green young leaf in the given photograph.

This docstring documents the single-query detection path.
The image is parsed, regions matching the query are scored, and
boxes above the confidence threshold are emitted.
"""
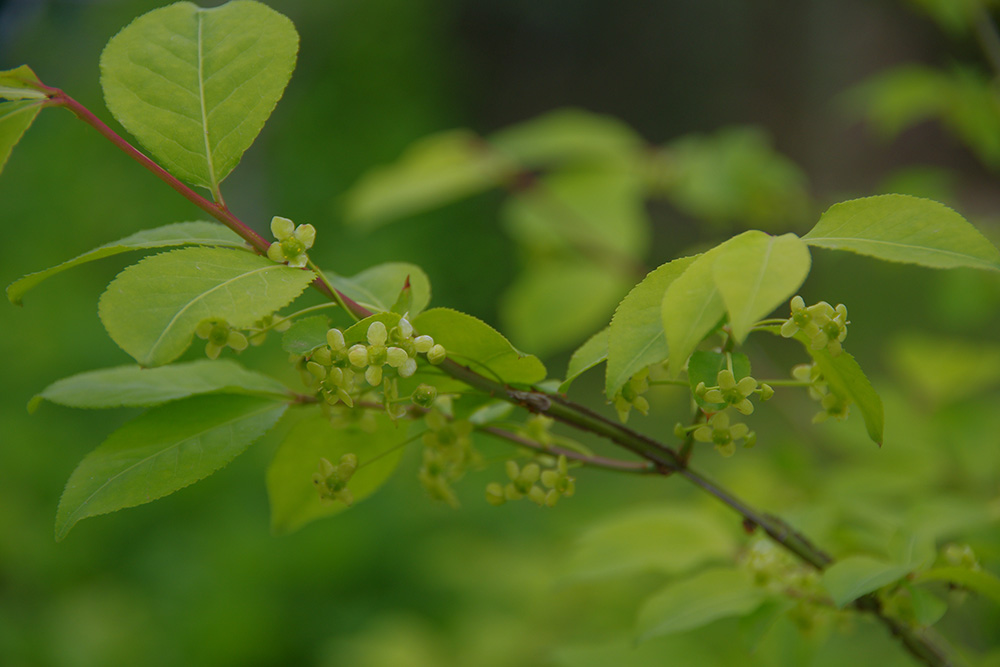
[502,164,649,260]
[344,129,513,228]
[488,108,643,167]
[30,359,289,411]
[412,308,546,385]
[0,65,46,99]
[606,256,696,397]
[636,568,767,642]
[712,232,811,343]
[327,262,431,316]
[100,0,299,194]
[99,247,314,367]
[281,315,331,355]
[559,327,608,393]
[0,99,43,175]
[821,556,912,608]
[914,567,1000,606]
[565,505,736,582]
[888,334,1000,406]
[687,351,751,411]
[500,259,630,358]
[7,221,245,305]
[807,346,884,446]
[803,194,1000,271]
[56,394,287,540]
[267,411,407,534]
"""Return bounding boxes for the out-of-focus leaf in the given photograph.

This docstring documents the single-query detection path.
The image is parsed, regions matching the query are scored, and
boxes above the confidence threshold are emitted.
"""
[821,556,912,607]
[56,394,287,540]
[344,129,513,228]
[908,586,948,627]
[565,505,737,581]
[500,260,629,358]
[99,247,314,366]
[327,262,431,316]
[30,359,288,411]
[806,346,884,446]
[266,411,406,534]
[281,315,332,355]
[915,567,1000,606]
[888,334,1000,405]
[804,195,1000,271]
[712,231,811,343]
[636,568,767,642]
[560,327,608,393]
[7,221,246,305]
[489,108,643,167]
[412,308,546,385]
[502,164,649,259]
[606,256,695,397]
[100,0,299,193]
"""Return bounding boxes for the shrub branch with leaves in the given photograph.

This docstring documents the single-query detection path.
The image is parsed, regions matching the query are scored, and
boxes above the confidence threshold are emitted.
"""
[3,2,1000,666]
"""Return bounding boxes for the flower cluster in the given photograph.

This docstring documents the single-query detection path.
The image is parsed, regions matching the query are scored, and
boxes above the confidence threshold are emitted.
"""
[347,318,446,388]
[247,313,291,346]
[695,369,771,415]
[419,409,479,507]
[791,363,849,423]
[692,411,756,457]
[312,453,358,506]
[781,296,849,356]
[613,368,650,422]
[266,216,315,268]
[485,455,576,507]
[195,318,248,359]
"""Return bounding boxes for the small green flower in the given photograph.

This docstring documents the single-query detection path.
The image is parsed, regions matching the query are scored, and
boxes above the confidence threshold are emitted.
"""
[780,295,812,338]
[702,369,758,415]
[693,412,751,457]
[195,319,248,359]
[313,453,358,505]
[614,368,650,422]
[266,216,315,268]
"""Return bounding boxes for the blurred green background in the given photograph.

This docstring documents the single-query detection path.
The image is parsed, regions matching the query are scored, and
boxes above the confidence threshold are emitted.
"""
[2,1,1000,665]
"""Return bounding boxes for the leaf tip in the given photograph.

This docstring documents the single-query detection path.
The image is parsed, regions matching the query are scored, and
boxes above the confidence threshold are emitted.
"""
[26,395,42,414]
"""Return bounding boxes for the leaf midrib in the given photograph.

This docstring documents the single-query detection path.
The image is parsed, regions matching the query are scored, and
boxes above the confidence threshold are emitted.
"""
[806,235,997,262]
[196,11,219,194]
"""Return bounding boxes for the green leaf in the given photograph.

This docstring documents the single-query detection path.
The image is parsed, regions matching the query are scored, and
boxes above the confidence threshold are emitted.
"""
[606,256,696,397]
[7,221,245,305]
[344,129,513,228]
[412,308,546,385]
[888,334,1000,406]
[281,315,331,355]
[267,411,407,534]
[660,244,733,378]
[98,246,314,367]
[30,359,289,411]
[559,327,608,393]
[908,586,948,627]
[488,108,643,167]
[500,259,630,358]
[100,0,299,194]
[821,555,912,608]
[807,346,884,446]
[687,351,751,411]
[711,231,811,343]
[0,99,43,176]
[0,65,46,100]
[502,164,648,259]
[803,194,1000,271]
[55,394,287,540]
[566,505,737,582]
[327,262,431,316]
[914,567,1000,606]
[636,568,767,642]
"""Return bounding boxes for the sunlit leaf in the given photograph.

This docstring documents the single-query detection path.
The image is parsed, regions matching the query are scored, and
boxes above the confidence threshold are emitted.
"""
[412,308,546,385]
[711,231,811,343]
[821,556,912,608]
[7,221,246,305]
[99,247,314,367]
[0,99,43,176]
[500,259,629,358]
[100,0,299,194]
[30,359,289,411]
[0,64,46,100]
[606,256,695,396]
[807,346,884,446]
[559,327,608,393]
[56,394,287,540]
[267,411,407,534]
[344,129,512,228]
[327,262,431,316]
[636,568,767,642]
[803,195,1000,271]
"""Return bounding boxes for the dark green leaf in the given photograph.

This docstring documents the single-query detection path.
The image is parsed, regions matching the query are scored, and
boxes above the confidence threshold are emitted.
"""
[559,327,608,393]
[281,315,331,355]
[56,394,287,540]
[821,556,912,608]
[687,351,751,411]
[914,567,1000,606]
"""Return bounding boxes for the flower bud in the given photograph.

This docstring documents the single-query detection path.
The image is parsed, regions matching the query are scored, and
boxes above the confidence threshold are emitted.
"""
[412,384,438,408]
[414,335,434,353]
[427,344,447,365]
